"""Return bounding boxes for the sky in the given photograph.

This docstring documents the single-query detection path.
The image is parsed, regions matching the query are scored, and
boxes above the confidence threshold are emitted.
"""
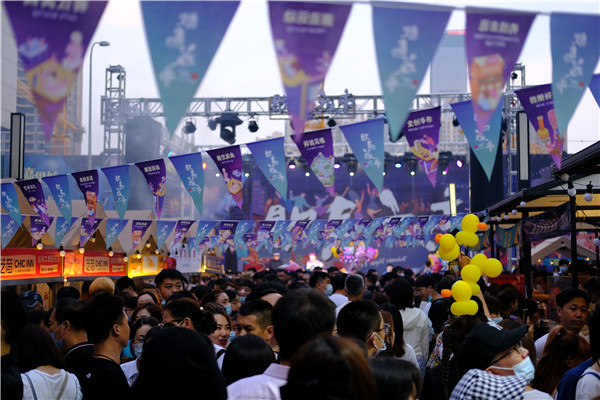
[83,0,600,157]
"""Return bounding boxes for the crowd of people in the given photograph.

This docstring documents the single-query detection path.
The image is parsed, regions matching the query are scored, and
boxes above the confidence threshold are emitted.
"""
[1,258,599,400]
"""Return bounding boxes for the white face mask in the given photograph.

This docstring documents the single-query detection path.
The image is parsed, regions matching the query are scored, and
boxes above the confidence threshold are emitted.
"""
[372,332,387,353]
[491,356,535,383]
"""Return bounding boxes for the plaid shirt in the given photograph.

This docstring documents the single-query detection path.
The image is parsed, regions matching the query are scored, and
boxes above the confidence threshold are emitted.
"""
[451,369,528,400]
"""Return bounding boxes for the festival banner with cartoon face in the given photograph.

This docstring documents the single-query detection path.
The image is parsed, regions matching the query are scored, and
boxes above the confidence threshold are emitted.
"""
[156,220,177,250]
[169,153,205,216]
[246,137,287,201]
[268,1,351,134]
[72,170,100,225]
[372,3,451,142]
[101,165,130,221]
[550,13,600,138]
[515,84,563,168]
[16,179,50,227]
[466,8,534,136]
[54,216,75,248]
[1,214,19,249]
[195,221,217,250]
[135,160,167,219]
[207,146,244,209]
[80,217,101,248]
[402,107,441,187]
[42,174,72,224]
[105,218,128,249]
[451,100,503,181]
[141,1,239,134]
[292,128,335,195]
[3,1,108,140]
[340,118,385,191]
[1,183,22,225]
[132,220,152,250]
[28,215,52,247]
[174,220,195,245]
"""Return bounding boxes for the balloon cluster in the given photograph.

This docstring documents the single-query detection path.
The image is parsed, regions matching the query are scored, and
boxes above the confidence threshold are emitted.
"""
[434,214,505,316]
[331,242,378,267]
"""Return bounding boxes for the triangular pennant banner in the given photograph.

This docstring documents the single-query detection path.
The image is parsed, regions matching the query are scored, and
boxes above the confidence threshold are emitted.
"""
[1,214,20,249]
[268,1,351,134]
[132,220,153,250]
[135,159,167,219]
[372,3,451,142]
[105,218,128,249]
[339,118,385,191]
[42,174,73,224]
[1,182,22,225]
[207,146,244,209]
[30,215,53,247]
[514,84,563,168]
[80,217,102,248]
[174,220,195,245]
[256,221,276,251]
[169,153,205,216]
[141,1,240,134]
[195,221,217,249]
[451,100,503,181]
[54,216,76,248]
[3,1,108,141]
[72,170,100,225]
[101,165,130,221]
[589,74,600,108]
[550,13,600,136]
[402,107,442,187]
[291,220,310,247]
[218,221,238,252]
[15,179,51,227]
[466,8,535,135]
[246,137,288,201]
[291,128,335,195]
[156,220,177,250]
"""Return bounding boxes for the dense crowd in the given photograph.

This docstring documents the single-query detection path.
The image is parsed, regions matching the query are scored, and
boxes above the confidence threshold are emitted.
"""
[1,258,599,400]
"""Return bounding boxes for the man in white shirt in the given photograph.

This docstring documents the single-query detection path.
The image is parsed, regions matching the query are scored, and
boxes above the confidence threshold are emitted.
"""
[227,290,336,400]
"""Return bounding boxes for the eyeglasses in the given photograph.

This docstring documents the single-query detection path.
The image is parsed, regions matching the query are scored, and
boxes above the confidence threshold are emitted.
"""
[490,342,523,365]
[159,318,184,328]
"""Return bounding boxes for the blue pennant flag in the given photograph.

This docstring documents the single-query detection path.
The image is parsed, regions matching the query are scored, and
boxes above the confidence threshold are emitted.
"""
[156,220,177,250]
[1,214,20,248]
[54,216,76,248]
[169,153,205,216]
[246,137,288,201]
[101,165,130,221]
[105,218,128,249]
[1,182,22,225]
[42,174,73,224]
[195,221,217,250]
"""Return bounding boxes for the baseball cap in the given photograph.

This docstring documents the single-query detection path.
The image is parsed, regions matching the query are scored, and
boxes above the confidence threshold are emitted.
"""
[20,290,43,309]
[457,321,528,371]
[273,252,280,256]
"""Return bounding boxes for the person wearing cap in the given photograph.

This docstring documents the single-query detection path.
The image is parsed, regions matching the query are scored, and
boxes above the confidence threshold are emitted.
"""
[20,290,43,311]
[266,252,283,271]
[451,322,552,400]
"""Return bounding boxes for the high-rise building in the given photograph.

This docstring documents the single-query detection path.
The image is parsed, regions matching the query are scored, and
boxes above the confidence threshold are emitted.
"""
[430,30,468,94]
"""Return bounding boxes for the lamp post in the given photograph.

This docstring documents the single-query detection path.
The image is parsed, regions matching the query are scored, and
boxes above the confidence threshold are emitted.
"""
[87,41,110,169]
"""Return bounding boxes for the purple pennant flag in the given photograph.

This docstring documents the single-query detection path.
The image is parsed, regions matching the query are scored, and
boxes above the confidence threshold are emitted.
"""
[79,217,102,248]
[16,179,50,227]
[268,1,351,134]
[402,107,441,187]
[207,146,244,209]
[514,84,563,168]
[3,2,107,141]
[174,220,195,245]
[132,220,152,250]
[72,170,99,226]
[291,220,310,247]
[218,221,238,250]
[135,159,167,219]
[30,216,53,247]
[466,8,535,136]
[291,128,335,195]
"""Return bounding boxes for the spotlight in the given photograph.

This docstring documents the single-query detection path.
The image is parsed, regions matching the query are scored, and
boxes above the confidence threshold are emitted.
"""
[334,163,341,169]
[216,173,220,177]
[511,71,518,80]
[584,181,594,202]
[456,160,463,168]
[452,117,460,127]
[327,118,337,127]
[394,161,402,169]
[215,112,243,145]
[123,255,129,262]
[184,119,197,134]
[36,241,43,250]
[59,245,66,257]
[208,119,218,131]
[244,172,249,177]
[567,181,576,197]
[403,153,418,176]
[220,127,236,145]
[288,159,296,170]
[248,120,259,133]
[108,247,114,257]
[305,171,310,177]
[438,151,451,176]
[136,250,142,259]
[345,155,358,176]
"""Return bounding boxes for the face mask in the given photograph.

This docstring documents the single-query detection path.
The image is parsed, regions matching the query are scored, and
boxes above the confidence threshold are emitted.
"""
[239,296,246,304]
[559,266,568,274]
[161,300,167,306]
[492,317,503,324]
[492,356,535,383]
[50,323,64,351]
[229,331,236,342]
[373,332,387,353]
[325,284,333,297]
[225,304,232,315]
[426,295,432,303]
[133,343,143,359]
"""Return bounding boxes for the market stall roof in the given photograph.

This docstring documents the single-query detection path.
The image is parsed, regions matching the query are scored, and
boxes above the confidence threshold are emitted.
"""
[486,141,600,231]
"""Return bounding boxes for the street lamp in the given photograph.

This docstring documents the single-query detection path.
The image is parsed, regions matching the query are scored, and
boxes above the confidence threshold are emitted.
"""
[88,41,110,169]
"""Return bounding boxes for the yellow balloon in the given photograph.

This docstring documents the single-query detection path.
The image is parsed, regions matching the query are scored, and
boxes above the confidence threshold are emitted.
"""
[455,231,468,246]
[471,253,488,268]
[331,247,339,258]
[439,234,456,252]
[468,282,481,296]
[464,232,480,247]
[461,214,480,233]
[461,264,481,283]
[440,244,460,261]
[451,300,479,316]
[483,258,503,278]
[451,280,472,302]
